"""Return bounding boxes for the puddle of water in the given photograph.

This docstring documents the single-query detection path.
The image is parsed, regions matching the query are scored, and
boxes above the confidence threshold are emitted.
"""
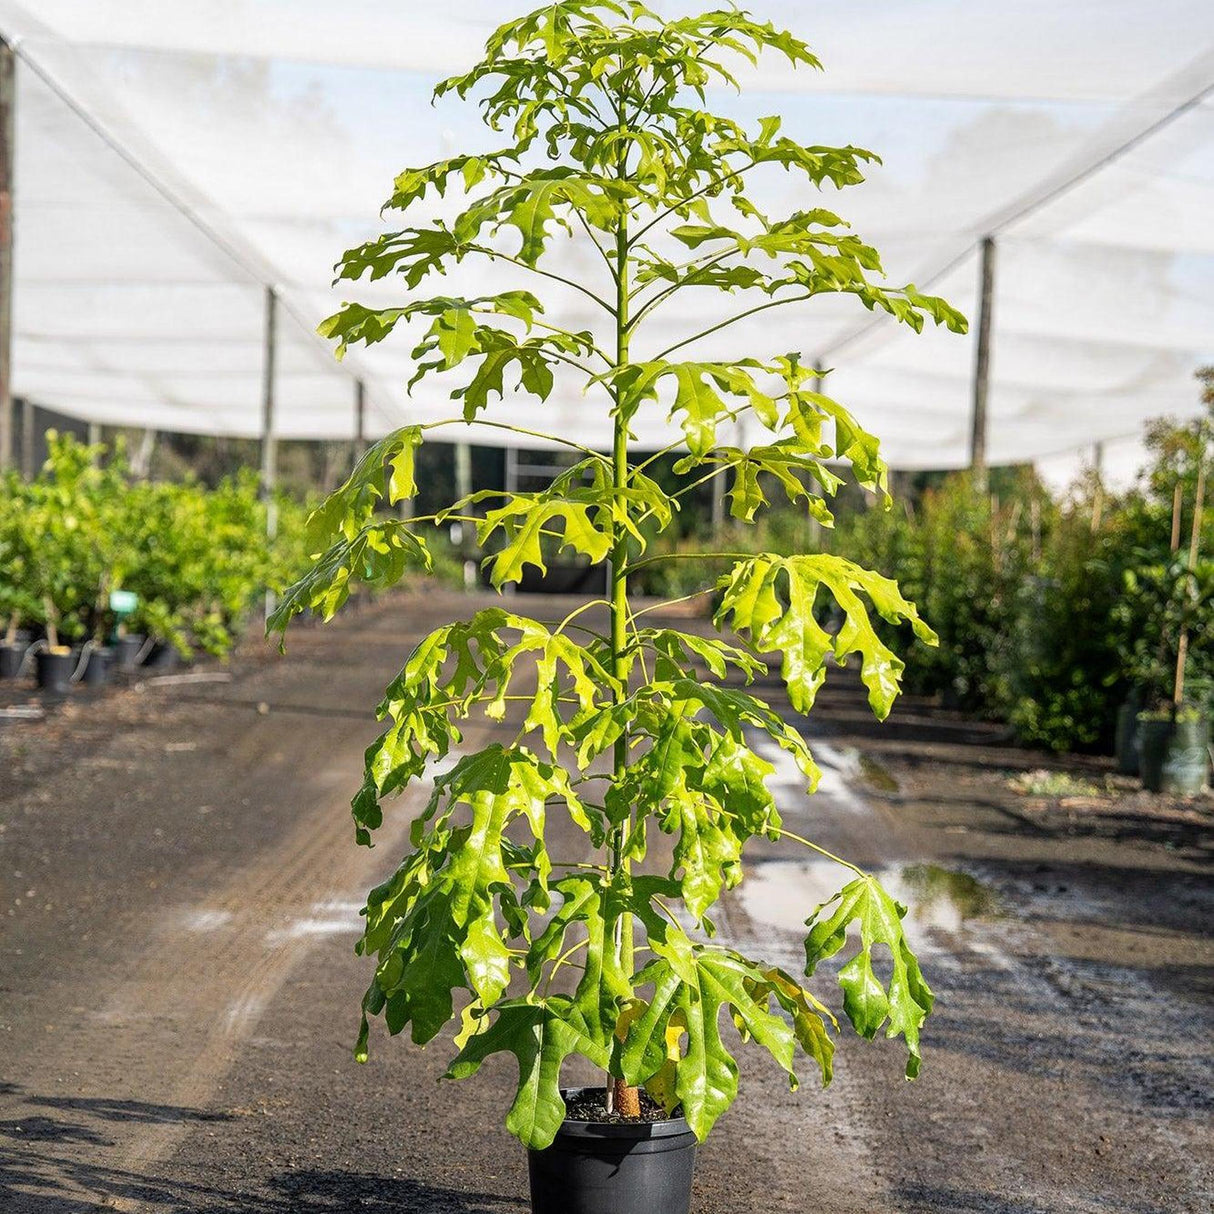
[181,909,233,933]
[858,754,900,794]
[737,859,1000,945]
[899,863,1000,921]
[264,917,359,946]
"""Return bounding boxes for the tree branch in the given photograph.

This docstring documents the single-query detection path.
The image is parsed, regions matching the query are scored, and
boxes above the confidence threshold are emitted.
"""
[421,418,609,461]
[653,291,815,361]
[473,245,615,314]
[628,157,757,248]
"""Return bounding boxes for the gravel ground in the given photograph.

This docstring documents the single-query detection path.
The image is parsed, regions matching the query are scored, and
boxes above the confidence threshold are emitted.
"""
[1,591,1211,1213]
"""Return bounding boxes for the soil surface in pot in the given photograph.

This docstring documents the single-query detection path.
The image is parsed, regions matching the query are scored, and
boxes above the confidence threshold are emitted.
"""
[564,1089,676,1125]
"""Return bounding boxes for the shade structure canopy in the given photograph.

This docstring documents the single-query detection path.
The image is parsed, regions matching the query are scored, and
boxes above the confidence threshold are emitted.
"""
[5,0,1214,481]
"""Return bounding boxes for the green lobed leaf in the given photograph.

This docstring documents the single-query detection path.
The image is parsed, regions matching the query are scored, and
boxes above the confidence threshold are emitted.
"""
[266,520,431,644]
[716,553,937,720]
[620,944,835,1140]
[803,875,935,1078]
[445,997,610,1149]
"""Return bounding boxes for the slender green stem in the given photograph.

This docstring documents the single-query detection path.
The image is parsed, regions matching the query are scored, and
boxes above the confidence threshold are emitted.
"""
[668,459,743,504]
[627,249,737,330]
[605,90,637,1109]
[528,318,613,366]
[420,418,608,461]
[632,438,690,474]
[544,938,590,994]
[381,512,482,529]
[567,203,617,275]
[628,158,756,248]
[778,828,868,878]
[632,589,714,617]
[653,291,815,362]
[623,595,651,685]
[475,246,615,315]
[610,158,633,959]
[624,550,753,576]
[554,598,613,638]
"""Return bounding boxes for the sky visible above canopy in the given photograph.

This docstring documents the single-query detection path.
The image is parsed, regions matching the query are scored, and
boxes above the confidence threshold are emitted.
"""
[6,0,1214,484]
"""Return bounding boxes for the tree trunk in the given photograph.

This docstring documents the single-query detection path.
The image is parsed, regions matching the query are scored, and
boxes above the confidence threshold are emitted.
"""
[611,1077,641,1118]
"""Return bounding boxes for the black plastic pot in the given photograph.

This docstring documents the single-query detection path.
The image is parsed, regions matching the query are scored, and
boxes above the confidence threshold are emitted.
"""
[113,634,145,672]
[0,640,27,679]
[527,1088,696,1214]
[1162,715,1209,796]
[36,649,75,694]
[81,646,113,687]
[143,642,181,672]
[1137,717,1173,793]
[1114,695,1142,776]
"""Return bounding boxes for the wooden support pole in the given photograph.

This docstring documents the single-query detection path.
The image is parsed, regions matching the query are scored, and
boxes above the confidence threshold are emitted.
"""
[260,287,278,616]
[710,453,725,537]
[20,396,33,478]
[131,427,156,479]
[454,440,475,587]
[0,39,13,472]
[353,378,367,464]
[970,236,996,492]
[259,286,278,539]
[502,445,518,595]
[1091,441,1105,534]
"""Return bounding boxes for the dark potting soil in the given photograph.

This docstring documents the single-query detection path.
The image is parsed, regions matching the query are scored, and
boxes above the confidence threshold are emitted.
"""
[564,1089,678,1125]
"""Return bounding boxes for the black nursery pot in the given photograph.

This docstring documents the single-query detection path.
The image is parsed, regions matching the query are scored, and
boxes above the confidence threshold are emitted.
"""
[1137,717,1172,793]
[0,640,27,679]
[36,649,75,694]
[143,642,181,672]
[1162,715,1210,796]
[1114,697,1141,776]
[113,634,145,672]
[82,646,113,687]
[527,1089,697,1214]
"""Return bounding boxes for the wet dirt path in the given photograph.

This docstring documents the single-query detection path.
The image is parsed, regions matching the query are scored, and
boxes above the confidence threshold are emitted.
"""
[1,592,1211,1212]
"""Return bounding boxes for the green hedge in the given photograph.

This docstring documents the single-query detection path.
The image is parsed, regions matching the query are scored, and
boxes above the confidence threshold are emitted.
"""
[634,392,1214,754]
[827,428,1214,751]
[0,432,308,659]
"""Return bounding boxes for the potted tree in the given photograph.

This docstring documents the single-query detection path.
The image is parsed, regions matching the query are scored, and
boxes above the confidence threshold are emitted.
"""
[271,5,966,1212]
[1123,392,1213,795]
[1125,555,1214,794]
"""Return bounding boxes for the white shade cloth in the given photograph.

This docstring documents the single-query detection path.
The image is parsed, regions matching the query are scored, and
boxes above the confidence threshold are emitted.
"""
[5,0,1214,482]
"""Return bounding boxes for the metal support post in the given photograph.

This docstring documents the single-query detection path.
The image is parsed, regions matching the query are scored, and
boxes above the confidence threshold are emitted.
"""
[0,39,13,472]
[455,441,475,590]
[970,236,996,492]
[260,286,278,535]
[260,287,278,616]
[20,396,33,477]
[354,378,367,463]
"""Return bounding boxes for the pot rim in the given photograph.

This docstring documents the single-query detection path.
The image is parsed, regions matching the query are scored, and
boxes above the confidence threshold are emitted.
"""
[554,1086,692,1140]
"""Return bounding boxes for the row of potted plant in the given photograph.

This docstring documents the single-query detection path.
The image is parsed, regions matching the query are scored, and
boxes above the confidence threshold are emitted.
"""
[0,432,309,692]
[803,394,1214,791]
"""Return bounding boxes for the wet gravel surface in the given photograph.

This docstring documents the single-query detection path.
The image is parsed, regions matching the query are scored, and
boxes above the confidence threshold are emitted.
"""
[1,592,1211,1213]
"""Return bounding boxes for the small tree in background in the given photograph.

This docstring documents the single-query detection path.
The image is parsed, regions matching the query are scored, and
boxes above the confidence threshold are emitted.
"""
[271,1,966,1148]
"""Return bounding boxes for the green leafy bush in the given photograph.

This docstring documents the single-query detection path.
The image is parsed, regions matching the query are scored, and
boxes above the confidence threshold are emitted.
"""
[0,432,311,659]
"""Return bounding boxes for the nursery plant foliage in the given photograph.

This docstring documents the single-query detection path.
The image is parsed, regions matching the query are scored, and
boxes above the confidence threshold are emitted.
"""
[272,0,966,1149]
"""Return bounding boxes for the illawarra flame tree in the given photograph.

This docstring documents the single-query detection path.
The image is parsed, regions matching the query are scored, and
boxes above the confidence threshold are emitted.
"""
[271,1,966,1149]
